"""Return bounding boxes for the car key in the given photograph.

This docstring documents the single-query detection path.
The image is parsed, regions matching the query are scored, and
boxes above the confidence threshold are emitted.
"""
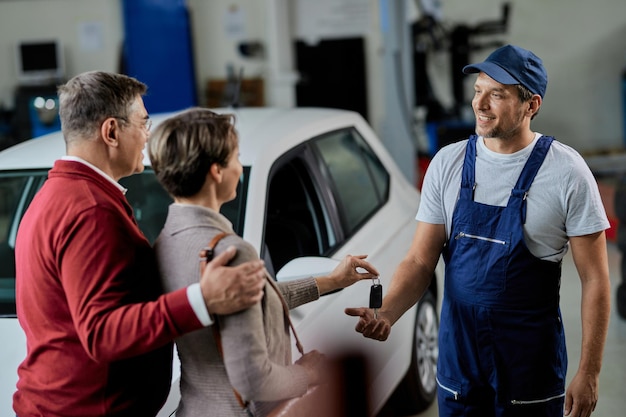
[369,277,382,319]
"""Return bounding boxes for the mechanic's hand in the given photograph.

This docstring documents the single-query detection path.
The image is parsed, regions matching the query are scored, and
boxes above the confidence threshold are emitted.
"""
[564,370,599,417]
[295,349,327,386]
[317,255,379,295]
[344,307,391,341]
[200,246,265,315]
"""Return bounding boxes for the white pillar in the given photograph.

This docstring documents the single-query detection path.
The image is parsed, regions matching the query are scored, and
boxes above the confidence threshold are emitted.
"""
[264,0,299,107]
[378,0,416,184]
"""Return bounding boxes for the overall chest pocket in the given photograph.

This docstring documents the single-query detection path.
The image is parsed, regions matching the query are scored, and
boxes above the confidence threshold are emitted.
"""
[448,226,511,295]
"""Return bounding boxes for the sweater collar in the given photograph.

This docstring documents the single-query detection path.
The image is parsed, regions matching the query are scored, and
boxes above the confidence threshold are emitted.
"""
[61,156,127,195]
[166,203,235,234]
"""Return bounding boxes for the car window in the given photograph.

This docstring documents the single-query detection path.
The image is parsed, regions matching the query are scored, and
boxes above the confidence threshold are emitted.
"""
[263,127,390,274]
[264,155,336,273]
[120,171,174,244]
[121,167,249,242]
[220,167,250,235]
[0,171,47,317]
[0,167,249,318]
[313,128,389,234]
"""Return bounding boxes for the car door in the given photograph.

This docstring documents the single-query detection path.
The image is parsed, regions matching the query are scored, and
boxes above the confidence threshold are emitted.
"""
[262,131,393,325]
[260,125,424,413]
[262,127,391,270]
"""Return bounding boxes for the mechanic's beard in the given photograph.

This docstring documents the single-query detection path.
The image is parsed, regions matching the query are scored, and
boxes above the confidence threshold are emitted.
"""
[481,123,523,142]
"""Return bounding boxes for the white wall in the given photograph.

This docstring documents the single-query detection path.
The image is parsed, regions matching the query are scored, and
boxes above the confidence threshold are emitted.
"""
[1,0,624,153]
[187,0,267,102]
[0,0,123,109]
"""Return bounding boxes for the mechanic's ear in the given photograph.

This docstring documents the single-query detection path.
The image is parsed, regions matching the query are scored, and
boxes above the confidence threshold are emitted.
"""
[528,95,542,117]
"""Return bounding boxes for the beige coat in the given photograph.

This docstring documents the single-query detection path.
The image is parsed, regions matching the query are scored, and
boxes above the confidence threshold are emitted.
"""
[154,203,319,417]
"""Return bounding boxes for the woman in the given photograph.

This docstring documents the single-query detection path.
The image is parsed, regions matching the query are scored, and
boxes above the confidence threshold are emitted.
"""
[148,108,379,417]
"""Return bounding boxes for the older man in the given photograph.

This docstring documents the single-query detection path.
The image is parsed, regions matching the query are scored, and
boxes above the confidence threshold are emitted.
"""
[14,71,266,417]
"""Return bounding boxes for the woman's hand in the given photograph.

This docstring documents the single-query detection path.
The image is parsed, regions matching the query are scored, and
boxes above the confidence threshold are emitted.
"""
[316,255,379,295]
[295,350,327,386]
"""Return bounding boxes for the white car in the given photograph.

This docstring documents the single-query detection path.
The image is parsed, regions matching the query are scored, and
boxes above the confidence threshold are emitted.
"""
[0,107,440,416]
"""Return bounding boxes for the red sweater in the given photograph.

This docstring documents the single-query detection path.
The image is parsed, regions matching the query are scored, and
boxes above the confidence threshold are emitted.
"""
[14,161,203,417]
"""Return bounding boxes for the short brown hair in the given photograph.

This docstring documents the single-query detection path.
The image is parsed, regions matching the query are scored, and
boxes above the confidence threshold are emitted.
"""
[148,107,238,198]
[515,84,540,119]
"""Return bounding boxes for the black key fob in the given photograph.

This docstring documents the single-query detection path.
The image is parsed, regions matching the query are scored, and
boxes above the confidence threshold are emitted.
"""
[369,283,383,309]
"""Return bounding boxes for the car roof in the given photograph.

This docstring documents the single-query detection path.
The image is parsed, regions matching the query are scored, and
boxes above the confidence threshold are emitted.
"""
[0,107,362,170]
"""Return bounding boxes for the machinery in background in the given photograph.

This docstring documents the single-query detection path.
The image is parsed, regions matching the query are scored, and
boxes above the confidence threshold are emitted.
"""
[411,2,511,156]
[9,39,64,146]
[13,86,61,143]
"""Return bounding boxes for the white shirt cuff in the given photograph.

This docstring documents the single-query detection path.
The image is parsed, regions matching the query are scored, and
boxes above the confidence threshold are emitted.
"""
[187,283,213,326]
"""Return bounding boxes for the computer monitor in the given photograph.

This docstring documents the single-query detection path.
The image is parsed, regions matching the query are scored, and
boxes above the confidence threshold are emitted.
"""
[15,40,65,86]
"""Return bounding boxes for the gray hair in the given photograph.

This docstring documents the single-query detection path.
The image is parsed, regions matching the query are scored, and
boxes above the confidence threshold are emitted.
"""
[57,71,147,143]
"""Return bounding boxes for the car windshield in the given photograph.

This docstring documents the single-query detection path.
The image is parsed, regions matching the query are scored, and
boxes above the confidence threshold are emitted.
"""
[0,167,249,317]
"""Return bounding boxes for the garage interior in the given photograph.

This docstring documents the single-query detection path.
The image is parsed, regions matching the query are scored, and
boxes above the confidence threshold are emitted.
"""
[0,0,625,416]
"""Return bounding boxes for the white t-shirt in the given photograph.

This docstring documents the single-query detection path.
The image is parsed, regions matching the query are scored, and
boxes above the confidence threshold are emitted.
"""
[416,133,610,262]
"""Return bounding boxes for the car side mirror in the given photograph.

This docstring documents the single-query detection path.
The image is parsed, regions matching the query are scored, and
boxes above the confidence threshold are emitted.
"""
[275,256,340,282]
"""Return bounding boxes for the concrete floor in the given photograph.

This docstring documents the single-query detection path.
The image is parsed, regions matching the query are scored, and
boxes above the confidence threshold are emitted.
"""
[414,242,626,417]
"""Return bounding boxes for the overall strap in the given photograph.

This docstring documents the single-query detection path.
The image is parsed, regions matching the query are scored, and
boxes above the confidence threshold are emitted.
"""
[508,136,554,223]
[512,136,553,192]
[459,135,479,201]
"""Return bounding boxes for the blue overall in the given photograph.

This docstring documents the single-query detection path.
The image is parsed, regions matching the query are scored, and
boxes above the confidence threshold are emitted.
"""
[437,136,567,417]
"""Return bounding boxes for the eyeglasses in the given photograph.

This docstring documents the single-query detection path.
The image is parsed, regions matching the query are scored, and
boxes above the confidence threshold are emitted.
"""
[115,116,152,132]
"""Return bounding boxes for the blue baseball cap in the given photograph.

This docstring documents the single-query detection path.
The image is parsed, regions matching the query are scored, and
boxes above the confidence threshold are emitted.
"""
[463,44,547,98]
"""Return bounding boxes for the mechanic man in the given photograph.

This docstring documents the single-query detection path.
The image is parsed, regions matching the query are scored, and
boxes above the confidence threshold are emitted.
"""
[346,45,611,417]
